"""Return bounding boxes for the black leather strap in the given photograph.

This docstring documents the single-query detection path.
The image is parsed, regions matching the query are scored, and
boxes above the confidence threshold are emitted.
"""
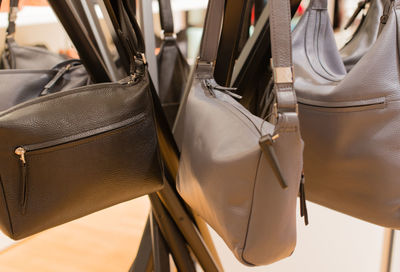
[102,0,145,75]
[214,0,248,86]
[158,0,174,35]
[7,0,19,36]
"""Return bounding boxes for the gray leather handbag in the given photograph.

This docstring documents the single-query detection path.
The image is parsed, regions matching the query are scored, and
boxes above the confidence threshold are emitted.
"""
[340,0,385,71]
[177,0,304,266]
[1,0,66,69]
[294,0,400,228]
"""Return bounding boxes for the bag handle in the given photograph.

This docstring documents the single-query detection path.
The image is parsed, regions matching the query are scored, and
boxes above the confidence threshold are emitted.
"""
[198,0,225,63]
[158,0,174,36]
[199,0,297,114]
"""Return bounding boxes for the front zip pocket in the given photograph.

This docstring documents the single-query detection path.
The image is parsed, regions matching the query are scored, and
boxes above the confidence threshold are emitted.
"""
[297,97,386,112]
[14,113,146,214]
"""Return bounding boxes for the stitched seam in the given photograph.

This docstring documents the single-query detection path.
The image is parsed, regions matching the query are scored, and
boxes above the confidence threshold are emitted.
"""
[240,151,263,266]
[0,175,14,236]
[0,79,146,117]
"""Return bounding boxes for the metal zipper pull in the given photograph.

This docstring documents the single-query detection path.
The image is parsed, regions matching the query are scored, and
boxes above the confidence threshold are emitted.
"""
[259,134,288,189]
[204,79,242,99]
[15,146,28,213]
[380,0,394,26]
[15,147,26,164]
[299,172,309,226]
[40,64,72,96]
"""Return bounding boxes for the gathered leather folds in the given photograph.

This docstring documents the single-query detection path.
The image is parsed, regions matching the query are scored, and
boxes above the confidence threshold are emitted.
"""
[294,0,400,228]
[156,0,190,128]
[176,0,304,266]
[340,0,385,72]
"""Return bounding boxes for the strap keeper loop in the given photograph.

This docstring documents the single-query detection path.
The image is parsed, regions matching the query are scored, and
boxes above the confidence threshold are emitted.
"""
[271,59,294,84]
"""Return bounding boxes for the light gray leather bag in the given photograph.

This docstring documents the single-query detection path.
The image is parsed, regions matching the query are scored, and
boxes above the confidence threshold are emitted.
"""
[177,0,304,266]
[294,0,400,228]
[340,0,385,71]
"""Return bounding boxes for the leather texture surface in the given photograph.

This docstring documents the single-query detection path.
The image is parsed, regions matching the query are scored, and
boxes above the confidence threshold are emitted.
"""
[293,0,400,228]
[0,0,66,70]
[1,38,66,70]
[340,0,385,71]
[156,0,189,128]
[157,38,189,128]
[0,60,89,111]
[0,69,163,239]
[177,0,303,266]
[0,0,163,239]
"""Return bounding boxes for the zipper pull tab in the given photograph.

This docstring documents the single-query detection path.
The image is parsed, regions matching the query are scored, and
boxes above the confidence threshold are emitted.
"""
[15,147,26,164]
[344,0,369,30]
[204,79,242,99]
[380,0,394,26]
[299,172,309,226]
[40,64,72,96]
[259,134,288,189]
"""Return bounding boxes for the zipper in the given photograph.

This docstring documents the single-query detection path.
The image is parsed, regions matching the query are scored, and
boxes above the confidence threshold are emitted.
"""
[299,172,309,226]
[203,79,287,189]
[203,79,242,99]
[297,97,385,111]
[40,63,74,96]
[15,147,27,214]
[13,112,146,214]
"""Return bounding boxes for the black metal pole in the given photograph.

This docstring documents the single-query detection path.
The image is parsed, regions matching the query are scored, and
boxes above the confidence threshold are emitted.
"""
[149,211,171,272]
[150,194,196,272]
[48,0,110,83]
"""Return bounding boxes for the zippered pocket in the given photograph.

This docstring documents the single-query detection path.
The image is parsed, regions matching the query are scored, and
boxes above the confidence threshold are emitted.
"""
[297,97,386,112]
[14,113,146,214]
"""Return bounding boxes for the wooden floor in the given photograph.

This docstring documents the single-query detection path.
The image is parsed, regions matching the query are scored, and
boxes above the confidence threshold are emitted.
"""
[0,197,150,272]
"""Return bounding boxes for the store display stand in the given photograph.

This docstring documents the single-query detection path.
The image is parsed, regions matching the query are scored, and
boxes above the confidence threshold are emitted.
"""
[46,1,396,271]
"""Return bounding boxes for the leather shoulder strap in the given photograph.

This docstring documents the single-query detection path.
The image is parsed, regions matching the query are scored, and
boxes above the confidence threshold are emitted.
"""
[270,0,297,113]
[198,0,225,63]
[158,0,174,35]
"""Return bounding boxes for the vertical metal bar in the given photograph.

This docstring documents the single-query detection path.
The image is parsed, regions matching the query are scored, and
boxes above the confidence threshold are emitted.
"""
[129,218,154,272]
[157,180,221,272]
[380,229,395,272]
[150,211,171,272]
[80,0,121,81]
[69,0,99,52]
[230,0,301,86]
[98,0,130,75]
[214,0,248,86]
[138,0,159,93]
[48,0,110,83]
[149,194,196,272]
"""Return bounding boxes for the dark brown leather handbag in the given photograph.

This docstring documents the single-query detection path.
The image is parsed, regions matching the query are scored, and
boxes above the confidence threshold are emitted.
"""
[156,0,189,128]
[1,0,66,69]
[0,1,163,240]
